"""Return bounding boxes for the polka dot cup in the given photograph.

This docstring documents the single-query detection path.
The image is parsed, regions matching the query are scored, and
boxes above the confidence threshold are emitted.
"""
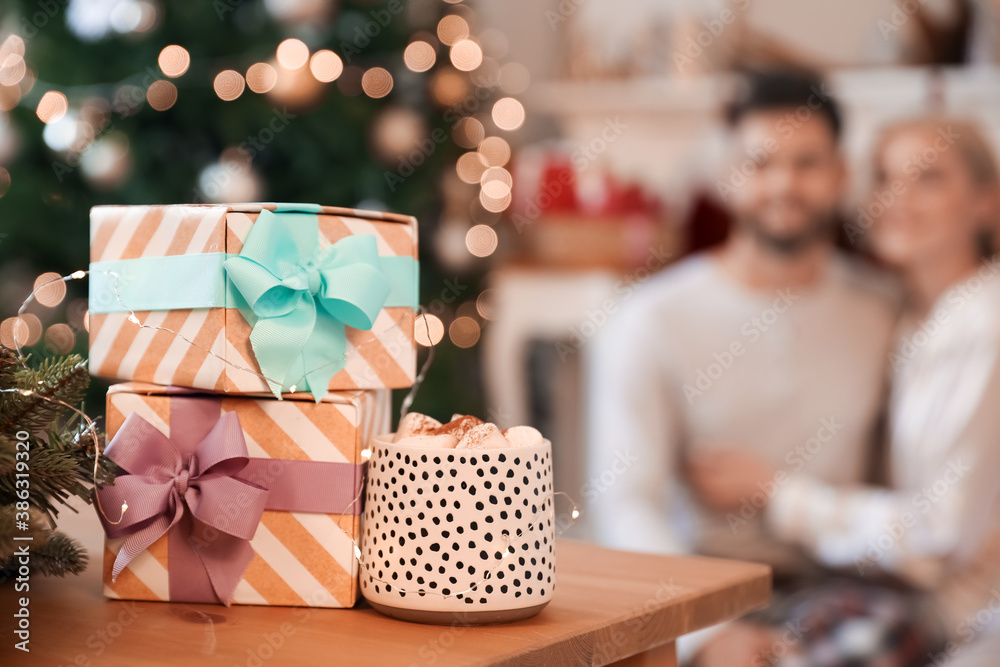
[360,433,556,624]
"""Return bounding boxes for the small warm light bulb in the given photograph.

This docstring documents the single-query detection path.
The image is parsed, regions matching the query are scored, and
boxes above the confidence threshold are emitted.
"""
[571,509,580,519]
[361,448,372,461]
[127,313,140,324]
[70,270,86,279]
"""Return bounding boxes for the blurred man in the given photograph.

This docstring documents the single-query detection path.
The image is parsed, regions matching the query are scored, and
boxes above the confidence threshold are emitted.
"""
[586,70,898,664]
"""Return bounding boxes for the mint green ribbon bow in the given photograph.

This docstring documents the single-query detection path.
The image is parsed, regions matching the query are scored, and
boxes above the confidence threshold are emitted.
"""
[223,210,390,401]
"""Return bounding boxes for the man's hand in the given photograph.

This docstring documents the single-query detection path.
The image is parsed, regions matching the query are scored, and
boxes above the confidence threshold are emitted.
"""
[687,449,778,513]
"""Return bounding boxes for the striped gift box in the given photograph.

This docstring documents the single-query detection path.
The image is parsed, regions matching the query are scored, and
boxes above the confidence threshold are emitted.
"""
[101,383,389,608]
[88,203,418,393]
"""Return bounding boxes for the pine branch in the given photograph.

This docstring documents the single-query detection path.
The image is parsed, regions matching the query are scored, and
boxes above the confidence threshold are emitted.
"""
[0,532,87,579]
[0,347,17,386]
[0,354,89,434]
[0,444,80,518]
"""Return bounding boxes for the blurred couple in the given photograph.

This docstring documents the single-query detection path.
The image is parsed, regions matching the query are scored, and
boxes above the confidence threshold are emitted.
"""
[588,70,1000,666]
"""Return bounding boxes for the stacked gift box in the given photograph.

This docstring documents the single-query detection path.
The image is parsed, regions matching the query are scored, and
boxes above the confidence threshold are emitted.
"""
[88,203,419,608]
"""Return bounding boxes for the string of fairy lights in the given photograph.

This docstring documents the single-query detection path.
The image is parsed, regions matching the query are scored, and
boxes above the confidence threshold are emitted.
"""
[0,1,530,355]
[8,269,581,602]
[2,1,580,605]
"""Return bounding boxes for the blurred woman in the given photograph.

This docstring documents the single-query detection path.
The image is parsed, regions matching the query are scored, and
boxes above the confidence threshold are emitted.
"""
[690,117,1000,666]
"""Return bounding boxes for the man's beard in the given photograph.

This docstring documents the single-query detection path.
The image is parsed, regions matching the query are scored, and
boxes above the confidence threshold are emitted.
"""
[740,207,837,256]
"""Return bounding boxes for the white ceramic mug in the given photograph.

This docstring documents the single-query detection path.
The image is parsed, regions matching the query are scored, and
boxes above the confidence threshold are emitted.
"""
[360,433,555,624]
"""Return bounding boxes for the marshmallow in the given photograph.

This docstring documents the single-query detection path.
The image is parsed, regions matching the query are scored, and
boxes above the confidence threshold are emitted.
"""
[456,423,510,450]
[431,415,484,441]
[502,425,544,448]
[394,412,443,442]
[396,434,459,449]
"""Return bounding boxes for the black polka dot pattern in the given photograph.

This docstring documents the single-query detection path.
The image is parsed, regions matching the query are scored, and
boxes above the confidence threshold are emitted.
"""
[360,443,555,612]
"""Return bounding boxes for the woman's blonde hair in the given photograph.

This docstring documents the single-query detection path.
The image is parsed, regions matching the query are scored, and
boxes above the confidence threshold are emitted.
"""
[874,117,1000,257]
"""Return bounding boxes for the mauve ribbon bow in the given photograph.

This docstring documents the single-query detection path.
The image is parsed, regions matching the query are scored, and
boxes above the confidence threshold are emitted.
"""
[95,398,269,605]
[223,209,390,401]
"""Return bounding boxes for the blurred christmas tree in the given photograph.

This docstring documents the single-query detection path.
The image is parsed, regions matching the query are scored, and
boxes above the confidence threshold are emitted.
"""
[0,346,115,578]
[0,0,507,423]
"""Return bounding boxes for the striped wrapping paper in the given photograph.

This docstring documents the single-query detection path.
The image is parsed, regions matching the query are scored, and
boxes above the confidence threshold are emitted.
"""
[88,203,418,392]
[101,382,390,608]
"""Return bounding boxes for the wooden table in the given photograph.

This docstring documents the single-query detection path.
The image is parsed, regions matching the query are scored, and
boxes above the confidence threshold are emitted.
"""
[1,539,770,666]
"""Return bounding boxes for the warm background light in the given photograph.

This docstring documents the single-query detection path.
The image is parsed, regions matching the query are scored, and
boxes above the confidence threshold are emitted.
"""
[449,40,483,72]
[404,41,436,73]
[246,62,277,93]
[437,15,470,46]
[478,136,511,166]
[429,70,468,106]
[492,97,525,131]
[476,289,497,320]
[276,38,309,70]
[309,50,343,82]
[414,314,445,347]
[157,45,190,77]
[33,272,67,307]
[0,53,26,87]
[36,91,68,123]
[361,67,393,98]
[214,70,245,101]
[146,79,177,111]
[456,151,488,184]
[449,316,481,348]
[465,224,498,257]
[44,323,76,354]
[452,117,485,149]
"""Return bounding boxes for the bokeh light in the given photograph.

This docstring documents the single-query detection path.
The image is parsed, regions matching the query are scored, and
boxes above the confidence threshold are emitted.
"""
[34,272,67,307]
[465,224,498,257]
[157,45,190,78]
[0,85,21,111]
[452,117,485,149]
[478,136,511,166]
[476,289,497,320]
[450,40,483,72]
[214,70,245,101]
[404,41,437,73]
[276,38,310,70]
[146,80,177,111]
[0,53,26,87]
[36,91,68,124]
[0,314,41,349]
[430,70,468,106]
[44,323,76,354]
[492,97,525,131]
[0,35,24,60]
[449,316,481,348]
[480,188,513,213]
[456,151,488,184]
[437,15,470,46]
[309,50,343,82]
[361,67,393,98]
[481,166,513,188]
[414,314,445,347]
[246,62,278,93]
[0,317,27,349]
